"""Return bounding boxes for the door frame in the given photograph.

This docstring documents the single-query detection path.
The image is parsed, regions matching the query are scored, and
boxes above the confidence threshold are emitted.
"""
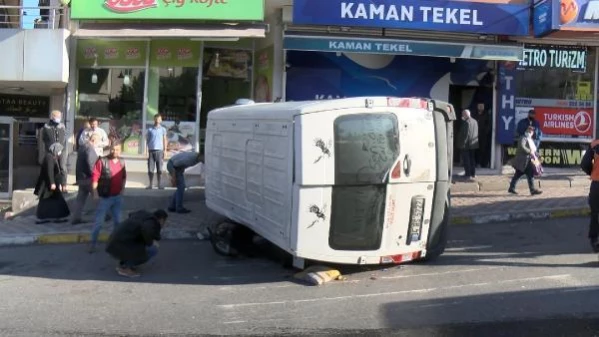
[0,117,14,199]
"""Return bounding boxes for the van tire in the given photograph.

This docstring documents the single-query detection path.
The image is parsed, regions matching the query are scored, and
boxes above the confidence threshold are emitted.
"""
[421,202,449,262]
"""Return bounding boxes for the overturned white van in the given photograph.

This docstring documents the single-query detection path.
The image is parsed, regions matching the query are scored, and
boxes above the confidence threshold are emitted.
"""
[204,97,456,268]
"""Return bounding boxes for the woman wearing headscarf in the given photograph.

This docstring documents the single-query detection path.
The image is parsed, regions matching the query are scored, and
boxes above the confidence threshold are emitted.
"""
[508,126,543,196]
[34,143,70,224]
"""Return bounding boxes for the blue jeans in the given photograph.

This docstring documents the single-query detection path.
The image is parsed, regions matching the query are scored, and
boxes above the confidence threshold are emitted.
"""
[121,245,158,268]
[92,195,122,245]
[167,161,186,211]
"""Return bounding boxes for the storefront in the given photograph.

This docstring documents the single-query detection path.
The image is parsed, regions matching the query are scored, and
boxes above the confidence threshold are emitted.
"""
[283,0,531,169]
[498,0,599,168]
[67,0,268,177]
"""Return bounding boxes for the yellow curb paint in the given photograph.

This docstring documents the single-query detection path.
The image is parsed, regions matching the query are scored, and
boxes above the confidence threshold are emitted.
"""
[37,233,110,244]
[549,209,590,219]
[451,217,472,225]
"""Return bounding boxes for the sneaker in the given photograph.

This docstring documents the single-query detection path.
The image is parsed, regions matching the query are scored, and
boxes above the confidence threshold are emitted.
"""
[531,190,543,196]
[146,186,153,190]
[177,208,191,214]
[508,188,517,195]
[116,266,140,278]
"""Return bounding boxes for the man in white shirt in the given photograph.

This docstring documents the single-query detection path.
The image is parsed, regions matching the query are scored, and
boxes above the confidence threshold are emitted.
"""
[78,117,109,156]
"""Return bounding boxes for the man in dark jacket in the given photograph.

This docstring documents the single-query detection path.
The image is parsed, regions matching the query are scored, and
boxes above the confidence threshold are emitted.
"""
[38,110,67,192]
[457,109,479,179]
[106,209,168,278]
[71,133,100,224]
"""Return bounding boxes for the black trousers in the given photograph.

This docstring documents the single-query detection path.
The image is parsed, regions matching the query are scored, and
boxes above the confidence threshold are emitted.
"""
[589,181,599,239]
[462,149,476,177]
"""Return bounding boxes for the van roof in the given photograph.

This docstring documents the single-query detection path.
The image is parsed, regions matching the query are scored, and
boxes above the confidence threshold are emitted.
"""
[208,97,439,120]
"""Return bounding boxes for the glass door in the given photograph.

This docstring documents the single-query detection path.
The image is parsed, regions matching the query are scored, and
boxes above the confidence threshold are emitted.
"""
[0,117,13,198]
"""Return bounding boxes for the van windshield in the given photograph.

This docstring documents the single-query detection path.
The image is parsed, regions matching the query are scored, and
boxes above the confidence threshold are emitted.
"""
[329,113,399,251]
[334,113,400,185]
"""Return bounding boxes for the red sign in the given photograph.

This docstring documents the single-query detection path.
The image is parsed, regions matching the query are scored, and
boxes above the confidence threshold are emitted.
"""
[104,0,158,13]
[536,107,593,137]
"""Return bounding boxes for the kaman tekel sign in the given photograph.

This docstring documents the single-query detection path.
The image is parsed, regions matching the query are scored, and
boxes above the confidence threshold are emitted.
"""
[293,0,530,35]
[70,0,264,21]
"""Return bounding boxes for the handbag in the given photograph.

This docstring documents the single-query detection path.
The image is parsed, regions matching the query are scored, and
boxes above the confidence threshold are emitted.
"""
[530,153,544,177]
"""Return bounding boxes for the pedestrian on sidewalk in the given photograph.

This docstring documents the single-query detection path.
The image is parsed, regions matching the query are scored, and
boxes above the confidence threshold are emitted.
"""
[79,117,109,157]
[71,133,100,225]
[580,139,599,252]
[75,120,91,152]
[34,143,70,224]
[105,209,168,278]
[474,103,491,168]
[167,151,201,214]
[90,143,127,253]
[146,114,168,190]
[38,110,67,193]
[508,126,542,196]
[457,109,479,179]
[516,109,542,148]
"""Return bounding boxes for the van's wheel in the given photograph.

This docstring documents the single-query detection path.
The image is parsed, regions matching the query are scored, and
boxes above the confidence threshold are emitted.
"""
[421,203,449,262]
[207,222,240,257]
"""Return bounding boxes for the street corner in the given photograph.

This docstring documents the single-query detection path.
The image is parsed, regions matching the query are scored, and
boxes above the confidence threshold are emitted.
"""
[36,232,110,245]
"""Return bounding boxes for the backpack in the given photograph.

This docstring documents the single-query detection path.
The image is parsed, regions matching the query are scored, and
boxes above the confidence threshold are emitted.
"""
[581,145,595,176]
[96,157,125,197]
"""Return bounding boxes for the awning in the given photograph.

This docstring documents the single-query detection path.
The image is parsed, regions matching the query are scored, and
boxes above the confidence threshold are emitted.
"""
[284,35,524,62]
[74,23,267,39]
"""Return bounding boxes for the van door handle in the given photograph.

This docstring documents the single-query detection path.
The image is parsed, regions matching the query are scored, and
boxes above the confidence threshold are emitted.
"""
[403,154,412,176]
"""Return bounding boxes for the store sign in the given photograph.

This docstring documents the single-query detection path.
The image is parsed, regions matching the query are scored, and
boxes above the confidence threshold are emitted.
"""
[503,142,588,168]
[293,0,530,36]
[71,0,264,21]
[0,94,50,118]
[496,61,517,145]
[514,106,594,141]
[283,36,523,61]
[149,40,201,67]
[517,45,587,71]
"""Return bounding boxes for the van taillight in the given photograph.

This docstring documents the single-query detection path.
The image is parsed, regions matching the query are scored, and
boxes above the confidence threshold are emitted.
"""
[391,161,402,179]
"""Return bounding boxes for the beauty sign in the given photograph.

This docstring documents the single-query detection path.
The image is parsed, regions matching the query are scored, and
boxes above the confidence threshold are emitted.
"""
[70,0,264,21]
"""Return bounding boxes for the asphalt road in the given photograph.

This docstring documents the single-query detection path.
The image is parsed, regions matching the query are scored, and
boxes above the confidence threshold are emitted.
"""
[0,217,598,336]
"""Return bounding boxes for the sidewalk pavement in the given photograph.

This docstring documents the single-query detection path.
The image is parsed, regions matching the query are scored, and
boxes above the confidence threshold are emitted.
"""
[0,171,592,247]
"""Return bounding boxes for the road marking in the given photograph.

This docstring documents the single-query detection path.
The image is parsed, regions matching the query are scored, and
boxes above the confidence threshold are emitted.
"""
[380,266,501,280]
[219,274,571,309]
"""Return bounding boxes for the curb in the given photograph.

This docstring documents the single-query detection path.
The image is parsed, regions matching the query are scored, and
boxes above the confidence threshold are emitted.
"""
[0,229,199,248]
[450,207,590,226]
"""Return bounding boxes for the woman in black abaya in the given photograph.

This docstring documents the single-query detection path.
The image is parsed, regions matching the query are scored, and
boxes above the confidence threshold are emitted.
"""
[34,143,70,224]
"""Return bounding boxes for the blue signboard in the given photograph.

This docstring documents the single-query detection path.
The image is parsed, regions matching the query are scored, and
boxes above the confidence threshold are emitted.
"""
[533,0,599,35]
[283,36,523,61]
[293,0,530,36]
[496,61,518,145]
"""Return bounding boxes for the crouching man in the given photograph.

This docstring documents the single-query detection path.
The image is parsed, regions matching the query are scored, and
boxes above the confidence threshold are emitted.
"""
[105,209,168,278]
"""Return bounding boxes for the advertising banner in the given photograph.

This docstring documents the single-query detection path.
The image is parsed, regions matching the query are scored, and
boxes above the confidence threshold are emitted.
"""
[292,0,530,36]
[149,40,202,68]
[535,106,593,138]
[517,45,587,72]
[71,0,264,21]
[77,40,147,67]
[496,61,517,145]
[533,0,599,35]
[503,142,588,167]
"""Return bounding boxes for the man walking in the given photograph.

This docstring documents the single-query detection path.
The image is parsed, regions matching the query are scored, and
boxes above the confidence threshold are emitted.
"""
[90,143,126,252]
[516,109,542,148]
[79,117,109,157]
[474,103,491,168]
[167,151,201,214]
[457,109,479,179]
[146,114,168,189]
[105,209,168,278]
[38,110,68,192]
[71,133,100,225]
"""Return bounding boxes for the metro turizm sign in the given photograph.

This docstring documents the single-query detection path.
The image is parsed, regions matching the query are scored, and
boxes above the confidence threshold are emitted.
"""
[70,0,263,21]
[517,45,587,71]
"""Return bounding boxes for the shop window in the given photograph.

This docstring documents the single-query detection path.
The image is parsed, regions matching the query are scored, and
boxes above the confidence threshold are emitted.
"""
[157,67,198,154]
[77,68,145,155]
[516,49,596,101]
